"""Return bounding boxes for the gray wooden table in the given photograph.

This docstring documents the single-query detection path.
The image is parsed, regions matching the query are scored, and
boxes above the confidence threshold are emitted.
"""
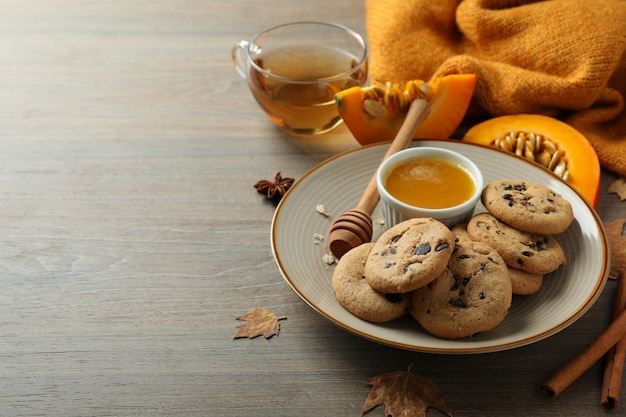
[0,1,624,415]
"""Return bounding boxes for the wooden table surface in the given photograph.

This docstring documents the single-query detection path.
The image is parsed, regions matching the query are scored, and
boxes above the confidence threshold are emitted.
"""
[1,1,624,416]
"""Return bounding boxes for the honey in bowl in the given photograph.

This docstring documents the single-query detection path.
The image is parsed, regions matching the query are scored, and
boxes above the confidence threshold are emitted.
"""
[384,157,476,209]
[377,146,483,229]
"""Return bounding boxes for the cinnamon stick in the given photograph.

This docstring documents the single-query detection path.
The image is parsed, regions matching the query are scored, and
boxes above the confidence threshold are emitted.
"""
[539,307,626,398]
[601,271,626,409]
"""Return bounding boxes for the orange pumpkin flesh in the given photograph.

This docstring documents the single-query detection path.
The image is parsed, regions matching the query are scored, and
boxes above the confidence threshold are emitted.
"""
[462,114,600,207]
[335,74,477,146]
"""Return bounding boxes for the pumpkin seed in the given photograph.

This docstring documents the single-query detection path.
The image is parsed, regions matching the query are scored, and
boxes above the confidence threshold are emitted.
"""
[362,80,431,118]
[363,99,388,118]
[492,131,569,180]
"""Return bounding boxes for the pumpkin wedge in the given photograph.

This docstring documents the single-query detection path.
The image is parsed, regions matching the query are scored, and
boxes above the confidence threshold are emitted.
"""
[462,114,600,207]
[335,74,477,145]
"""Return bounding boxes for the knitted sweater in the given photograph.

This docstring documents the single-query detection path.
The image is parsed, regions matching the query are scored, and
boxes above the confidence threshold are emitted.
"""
[366,0,626,176]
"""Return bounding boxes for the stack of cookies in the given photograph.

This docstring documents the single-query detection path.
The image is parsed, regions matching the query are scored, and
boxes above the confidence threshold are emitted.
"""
[467,179,573,295]
[331,179,574,339]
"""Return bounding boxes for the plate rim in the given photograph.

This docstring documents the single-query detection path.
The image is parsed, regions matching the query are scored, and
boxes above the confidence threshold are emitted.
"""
[271,139,610,354]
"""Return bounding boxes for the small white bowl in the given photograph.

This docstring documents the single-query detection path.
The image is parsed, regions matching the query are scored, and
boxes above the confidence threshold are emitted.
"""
[377,146,483,228]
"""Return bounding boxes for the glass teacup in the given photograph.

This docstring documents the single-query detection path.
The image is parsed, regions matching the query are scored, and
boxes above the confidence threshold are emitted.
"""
[232,21,368,135]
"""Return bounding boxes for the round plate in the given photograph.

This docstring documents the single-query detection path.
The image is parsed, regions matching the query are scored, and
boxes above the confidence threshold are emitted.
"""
[271,140,610,354]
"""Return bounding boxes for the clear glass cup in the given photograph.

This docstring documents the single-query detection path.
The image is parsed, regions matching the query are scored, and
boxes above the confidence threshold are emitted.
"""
[232,21,368,135]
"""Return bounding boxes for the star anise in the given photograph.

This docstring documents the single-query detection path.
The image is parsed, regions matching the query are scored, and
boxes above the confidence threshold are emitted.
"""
[254,172,294,203]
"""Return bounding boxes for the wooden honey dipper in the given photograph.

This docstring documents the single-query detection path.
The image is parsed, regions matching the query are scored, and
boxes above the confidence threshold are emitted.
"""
[328,98,430,258]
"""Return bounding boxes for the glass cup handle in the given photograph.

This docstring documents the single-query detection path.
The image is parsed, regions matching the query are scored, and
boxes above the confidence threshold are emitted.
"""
[231,40,249,79]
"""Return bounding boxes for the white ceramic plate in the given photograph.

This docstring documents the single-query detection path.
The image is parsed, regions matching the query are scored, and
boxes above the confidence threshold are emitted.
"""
[271,140,610,354]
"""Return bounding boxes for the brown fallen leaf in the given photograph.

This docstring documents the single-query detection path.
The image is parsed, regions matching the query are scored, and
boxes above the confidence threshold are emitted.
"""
[605,219,626,279]
[233,307,286,339]
[607,178,626,201]
[362,367,453,417]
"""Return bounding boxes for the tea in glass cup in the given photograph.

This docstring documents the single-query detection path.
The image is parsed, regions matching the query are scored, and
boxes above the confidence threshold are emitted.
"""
[232,21,368,135]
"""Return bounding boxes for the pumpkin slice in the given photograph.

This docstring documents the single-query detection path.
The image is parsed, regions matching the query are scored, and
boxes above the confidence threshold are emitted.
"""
[335,74,477,146]
[462,114,600,207]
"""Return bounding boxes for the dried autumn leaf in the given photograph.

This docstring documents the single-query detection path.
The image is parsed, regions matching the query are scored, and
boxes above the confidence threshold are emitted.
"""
[362,369,453,417]
[233,307,286,339]
[607,177,626,201]
[605,219,626,279]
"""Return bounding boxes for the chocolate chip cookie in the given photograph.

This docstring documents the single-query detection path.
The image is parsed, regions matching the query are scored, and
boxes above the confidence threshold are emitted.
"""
[332,243,409,323]
[451,223,471,244]
[410,237,512,339]
[364,218,454,293]
[467,212,566,275]
[482,180,574,235]
[508,267,543,295]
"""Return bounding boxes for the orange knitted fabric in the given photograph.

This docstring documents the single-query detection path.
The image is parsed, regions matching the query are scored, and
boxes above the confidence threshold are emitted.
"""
[366,0,626,176]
